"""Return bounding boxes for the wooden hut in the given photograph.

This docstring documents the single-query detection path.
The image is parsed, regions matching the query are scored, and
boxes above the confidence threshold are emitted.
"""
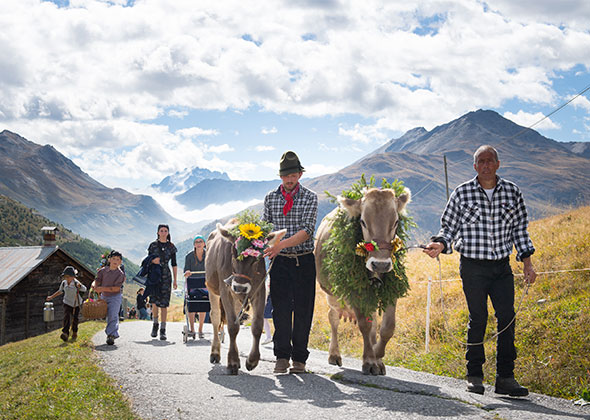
[0,227,95,345]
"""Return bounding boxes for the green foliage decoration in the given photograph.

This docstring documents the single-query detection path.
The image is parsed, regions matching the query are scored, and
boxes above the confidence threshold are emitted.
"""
[322,175,416,317]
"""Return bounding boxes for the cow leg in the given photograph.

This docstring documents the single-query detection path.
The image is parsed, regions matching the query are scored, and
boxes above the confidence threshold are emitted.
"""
[223,295,241,375]
[373,302,397,375]
[354,308,380,375]
[209,292,222,364]
[246,292,264,371]
[327,295,342,366]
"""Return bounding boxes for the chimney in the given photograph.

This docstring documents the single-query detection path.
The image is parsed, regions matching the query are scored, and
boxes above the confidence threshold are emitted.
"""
[41,226,58,246]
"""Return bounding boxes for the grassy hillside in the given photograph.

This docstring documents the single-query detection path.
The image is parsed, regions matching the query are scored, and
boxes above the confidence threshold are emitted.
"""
[309,205,590,400]
[0,321,138,420]
[0,194,139,277]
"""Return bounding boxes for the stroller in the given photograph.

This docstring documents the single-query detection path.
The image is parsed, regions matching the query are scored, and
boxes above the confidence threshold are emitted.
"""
[182,271,213,343]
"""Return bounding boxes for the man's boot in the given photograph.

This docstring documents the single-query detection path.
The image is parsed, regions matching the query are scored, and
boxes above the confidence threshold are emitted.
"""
[466,376,485,394]
[151,322,159,338]
[495,375,529,397]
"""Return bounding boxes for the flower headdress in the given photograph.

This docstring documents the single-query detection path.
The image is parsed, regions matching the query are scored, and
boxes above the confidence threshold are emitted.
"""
[229,210,274,260]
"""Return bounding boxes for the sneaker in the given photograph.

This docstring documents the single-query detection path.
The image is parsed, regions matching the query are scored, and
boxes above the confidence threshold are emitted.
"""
[466,376,485,395]
[60,332,69,342]
[106,335,115,345]
[495,375,529,397]
[151,322,159,338]
[289,361,307,374]
[198,332,204,339]
[274,358,290,374]
[71,332,78,341]
[160,328,167,341]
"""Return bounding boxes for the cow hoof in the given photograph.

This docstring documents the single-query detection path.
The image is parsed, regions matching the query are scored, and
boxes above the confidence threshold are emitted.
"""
[362,362,380,376]
[210,354,220,364]
[246,359,259,371]
[227,365,239,375]
[328,355,342,366]
[377,361,386,375]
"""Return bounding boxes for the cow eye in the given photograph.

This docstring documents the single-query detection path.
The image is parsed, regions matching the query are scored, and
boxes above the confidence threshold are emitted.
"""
[360,219,366,228]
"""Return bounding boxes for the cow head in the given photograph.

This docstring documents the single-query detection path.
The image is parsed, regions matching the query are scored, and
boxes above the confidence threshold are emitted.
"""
[338,187,411,276]
[217,222,286,295]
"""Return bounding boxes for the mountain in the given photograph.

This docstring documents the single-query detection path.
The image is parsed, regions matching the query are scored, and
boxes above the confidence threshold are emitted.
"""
[151,166,230,194]
[0,130,194,261]
[0,194,139,276]
[176,179,277,209]
[561,141,590,159]
[306,109,590,239]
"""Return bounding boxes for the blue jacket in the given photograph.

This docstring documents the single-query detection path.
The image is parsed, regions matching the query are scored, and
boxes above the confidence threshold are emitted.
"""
[134,254,161,299]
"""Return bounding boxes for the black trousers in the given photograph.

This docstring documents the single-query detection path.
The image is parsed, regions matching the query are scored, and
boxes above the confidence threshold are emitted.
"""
[62,304,80,335]
[460,256,517,378]
[269,253,316,363]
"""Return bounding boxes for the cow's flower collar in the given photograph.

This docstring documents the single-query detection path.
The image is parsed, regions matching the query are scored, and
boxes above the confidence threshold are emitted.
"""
[355,238,404,260]
[229,211,274,261]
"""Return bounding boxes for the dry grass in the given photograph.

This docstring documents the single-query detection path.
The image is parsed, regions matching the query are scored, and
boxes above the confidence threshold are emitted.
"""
[309,205,590,399]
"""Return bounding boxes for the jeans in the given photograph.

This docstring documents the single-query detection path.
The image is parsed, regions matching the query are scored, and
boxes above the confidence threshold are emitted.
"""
[270,253,316,363]
[102,293,123,338]
[138,307,148,320]
[460,256,516,378]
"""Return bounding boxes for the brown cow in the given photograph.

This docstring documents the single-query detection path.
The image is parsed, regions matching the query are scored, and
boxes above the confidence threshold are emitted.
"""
[206,219,285,375]
[315,187,411,375]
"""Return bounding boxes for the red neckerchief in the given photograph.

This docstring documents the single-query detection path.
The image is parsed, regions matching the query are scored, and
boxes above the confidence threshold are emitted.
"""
[280,183,300,215]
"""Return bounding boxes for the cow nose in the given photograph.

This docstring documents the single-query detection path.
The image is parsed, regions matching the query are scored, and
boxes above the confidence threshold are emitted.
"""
[232,284,249,294]
[371,260,392,273]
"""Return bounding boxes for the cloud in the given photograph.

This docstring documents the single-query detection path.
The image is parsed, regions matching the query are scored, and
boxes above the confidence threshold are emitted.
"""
[261,126,278,135]
[168,109,189,118]
[2,0,590,192]
[570,94,590,111]
[503,111,561,130]
[255,145,276,151]
[176,127,220,138]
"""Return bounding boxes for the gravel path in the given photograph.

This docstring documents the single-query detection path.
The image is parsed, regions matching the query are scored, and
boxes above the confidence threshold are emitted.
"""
[92,321,589,420]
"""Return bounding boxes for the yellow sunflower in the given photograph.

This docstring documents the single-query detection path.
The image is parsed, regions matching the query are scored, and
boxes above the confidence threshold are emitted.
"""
[239,223,263,240]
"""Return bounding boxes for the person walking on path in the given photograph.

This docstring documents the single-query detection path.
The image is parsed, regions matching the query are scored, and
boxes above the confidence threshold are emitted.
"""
[93,251,126,345]
[183,235,209,338]
[263,150,318,374]
[46,266,87,342]
[136,288,148,320]
[147,224,178,341]
[424,145,537,397]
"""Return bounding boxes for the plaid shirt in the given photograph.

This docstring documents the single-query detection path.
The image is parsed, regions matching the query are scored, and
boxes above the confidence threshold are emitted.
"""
[432,176,535,261]
[263,183,318,253]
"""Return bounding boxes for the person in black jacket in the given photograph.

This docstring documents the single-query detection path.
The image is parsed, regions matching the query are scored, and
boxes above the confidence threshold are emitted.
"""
[136,288,148,320]
[147,224,178,341]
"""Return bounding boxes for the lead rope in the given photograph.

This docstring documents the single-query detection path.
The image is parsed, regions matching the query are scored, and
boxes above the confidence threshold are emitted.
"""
[435,255,530,346]
[234,258,275,325]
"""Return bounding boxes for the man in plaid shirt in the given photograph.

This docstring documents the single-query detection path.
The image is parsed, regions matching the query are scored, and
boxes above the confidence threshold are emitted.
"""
[263,151,318,374]
[425,145,537,397]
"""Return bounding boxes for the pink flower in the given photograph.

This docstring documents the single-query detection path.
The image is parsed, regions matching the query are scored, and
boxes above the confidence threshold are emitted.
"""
[251,239,265,249]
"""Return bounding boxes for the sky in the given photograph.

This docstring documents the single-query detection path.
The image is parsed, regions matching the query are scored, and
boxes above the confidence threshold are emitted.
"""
[1,0,590,222]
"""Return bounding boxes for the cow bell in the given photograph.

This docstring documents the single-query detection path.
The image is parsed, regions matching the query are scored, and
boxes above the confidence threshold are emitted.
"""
[43,301,55,322]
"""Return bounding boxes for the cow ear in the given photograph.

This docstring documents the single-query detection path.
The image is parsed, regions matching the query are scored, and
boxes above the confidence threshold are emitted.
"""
[396,188,412,213]
[337,196,362,218]
[267,229,287,246]
[217,223,235,242]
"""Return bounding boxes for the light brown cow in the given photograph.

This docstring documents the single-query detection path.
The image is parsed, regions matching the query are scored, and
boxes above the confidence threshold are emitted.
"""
[315,187,411,375]
[205,219,285,375]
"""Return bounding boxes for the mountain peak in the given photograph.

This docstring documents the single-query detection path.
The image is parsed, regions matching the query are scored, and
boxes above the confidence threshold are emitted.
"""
[151,166,231,194]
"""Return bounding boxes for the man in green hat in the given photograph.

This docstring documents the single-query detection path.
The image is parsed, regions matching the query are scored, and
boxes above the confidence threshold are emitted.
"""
[263,151,318,374]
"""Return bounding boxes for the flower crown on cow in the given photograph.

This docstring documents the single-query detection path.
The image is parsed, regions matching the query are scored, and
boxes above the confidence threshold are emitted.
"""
[229,210,274,261]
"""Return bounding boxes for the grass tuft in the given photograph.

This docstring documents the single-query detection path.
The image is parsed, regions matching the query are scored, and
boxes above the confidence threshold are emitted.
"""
[0,321,139,420]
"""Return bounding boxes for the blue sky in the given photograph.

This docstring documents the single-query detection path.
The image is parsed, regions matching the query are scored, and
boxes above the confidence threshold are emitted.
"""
[1,0,589,221]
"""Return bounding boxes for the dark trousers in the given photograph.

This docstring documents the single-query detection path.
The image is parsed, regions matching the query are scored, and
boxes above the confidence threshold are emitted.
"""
[460,256,516,378]
[270,253,316,363]
[62,304,80,335]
